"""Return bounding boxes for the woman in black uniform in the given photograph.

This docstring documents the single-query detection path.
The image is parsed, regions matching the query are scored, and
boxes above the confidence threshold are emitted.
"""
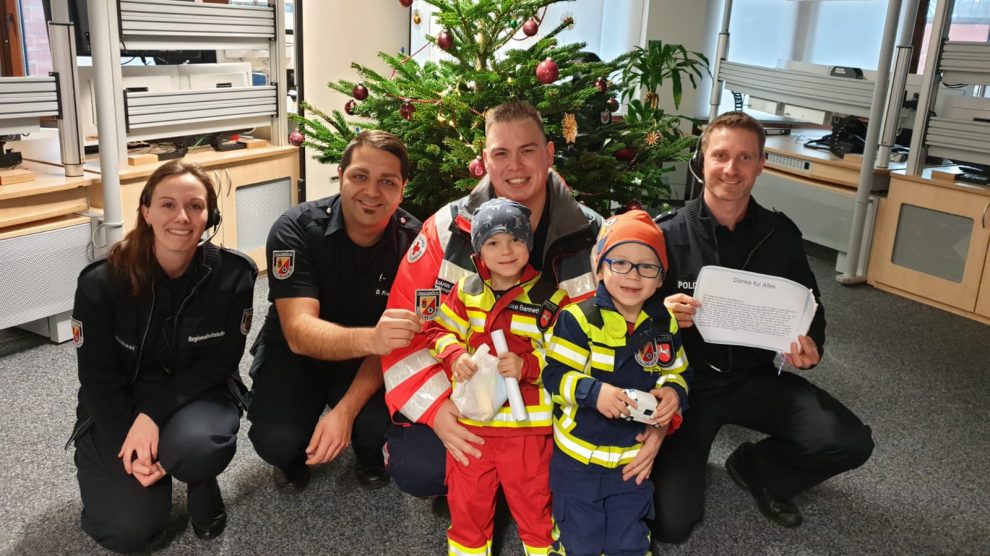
[68,160,257,552]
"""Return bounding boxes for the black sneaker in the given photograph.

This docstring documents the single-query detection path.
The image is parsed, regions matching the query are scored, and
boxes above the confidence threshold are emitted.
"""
[192,510,227,541]
[725,442,803,528]
[272,464,311,494]
[355,464,390,490]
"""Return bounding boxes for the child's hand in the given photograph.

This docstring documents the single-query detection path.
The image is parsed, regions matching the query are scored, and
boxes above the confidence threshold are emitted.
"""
[650,387,679,427]
[496,352,523,380]
[452,353,478,382]
[596,384,634,419]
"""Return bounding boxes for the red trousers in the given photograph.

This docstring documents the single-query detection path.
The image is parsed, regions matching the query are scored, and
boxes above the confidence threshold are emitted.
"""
[446,434,553,552]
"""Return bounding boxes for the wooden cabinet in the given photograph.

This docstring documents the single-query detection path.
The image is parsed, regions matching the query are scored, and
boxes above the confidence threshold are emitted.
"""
[868,173,990,323]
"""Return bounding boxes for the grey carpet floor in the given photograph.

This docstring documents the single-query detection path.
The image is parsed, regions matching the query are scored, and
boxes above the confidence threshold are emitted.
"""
[1,252,988,555]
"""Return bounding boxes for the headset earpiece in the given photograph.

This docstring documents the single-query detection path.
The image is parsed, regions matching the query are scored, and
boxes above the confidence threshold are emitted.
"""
[206,206,221,229]
[688,129,706,185]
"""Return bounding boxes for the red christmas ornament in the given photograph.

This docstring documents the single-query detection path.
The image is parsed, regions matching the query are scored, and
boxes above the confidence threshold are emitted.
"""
[399,101,415,121]
[536,57,559,85]
[522,18,539,37]
[399,0,412,7]
[606,97,620,112]
[352,83,369,101]
[614,147,635,162]
[288,130,304,147]
[626,199,643,211]
[437,30,453,51]
[595,77,608,93]
[344,99,357,115]
[469,156,486,177]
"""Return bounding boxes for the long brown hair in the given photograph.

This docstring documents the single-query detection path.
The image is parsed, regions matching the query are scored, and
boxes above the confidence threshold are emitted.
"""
[107,159,217,296]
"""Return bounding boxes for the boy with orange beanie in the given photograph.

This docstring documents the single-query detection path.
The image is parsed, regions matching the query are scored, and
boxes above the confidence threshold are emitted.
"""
[542,209,692,555]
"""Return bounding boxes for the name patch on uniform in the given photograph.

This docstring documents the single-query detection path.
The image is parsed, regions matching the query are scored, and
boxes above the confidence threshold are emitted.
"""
[71,318,84,348]
[240,308,253,335]
[189,331,225,343]
[115,335,136,352]
[656,333,674,366]
[407,234,427,263]
[272,250,295,280]
[415,288,441,321]
[537,300,559,332]
[635,339,658,367]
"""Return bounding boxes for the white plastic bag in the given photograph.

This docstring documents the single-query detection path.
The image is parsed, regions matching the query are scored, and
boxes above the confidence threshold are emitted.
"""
[450,344,507,422]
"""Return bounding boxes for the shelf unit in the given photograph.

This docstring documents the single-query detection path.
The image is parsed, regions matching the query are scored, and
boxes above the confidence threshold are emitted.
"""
[869,0,990,324]
[707,0,915,280]
[85,0,294,252]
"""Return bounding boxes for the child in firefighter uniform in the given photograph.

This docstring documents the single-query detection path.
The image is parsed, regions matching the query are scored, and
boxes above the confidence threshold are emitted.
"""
[426,198,568,555]
[542,210,692,555]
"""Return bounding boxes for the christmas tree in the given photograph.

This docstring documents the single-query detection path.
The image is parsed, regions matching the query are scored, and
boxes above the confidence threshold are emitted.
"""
[291,0,707,218]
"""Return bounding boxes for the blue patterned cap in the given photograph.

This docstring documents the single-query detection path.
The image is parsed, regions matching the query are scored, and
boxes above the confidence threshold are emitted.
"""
[471,198,533,253]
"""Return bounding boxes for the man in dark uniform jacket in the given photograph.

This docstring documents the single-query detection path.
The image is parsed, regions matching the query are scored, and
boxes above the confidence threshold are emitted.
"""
[651,112,874,542]
[248,130,422,492]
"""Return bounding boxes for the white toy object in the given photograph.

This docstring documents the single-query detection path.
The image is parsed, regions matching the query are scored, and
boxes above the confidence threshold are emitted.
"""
[491,330,529,421]
[623,388,660,427]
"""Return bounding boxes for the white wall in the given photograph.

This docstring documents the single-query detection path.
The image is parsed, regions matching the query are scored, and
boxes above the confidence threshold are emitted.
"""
[301,1,410,200]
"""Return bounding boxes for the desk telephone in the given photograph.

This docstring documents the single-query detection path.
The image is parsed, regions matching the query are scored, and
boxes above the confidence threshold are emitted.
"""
[804,116,867,159]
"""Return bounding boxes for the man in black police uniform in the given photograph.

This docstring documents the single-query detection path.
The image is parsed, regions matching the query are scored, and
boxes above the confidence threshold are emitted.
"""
[248,130,422,492]
[651,112,874,542]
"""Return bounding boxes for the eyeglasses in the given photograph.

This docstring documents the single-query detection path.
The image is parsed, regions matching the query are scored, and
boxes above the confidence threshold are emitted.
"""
[602,258,664,279]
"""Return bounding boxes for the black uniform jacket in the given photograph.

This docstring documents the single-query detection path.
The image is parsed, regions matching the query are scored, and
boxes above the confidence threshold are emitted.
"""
[657,197,826,387]
[68,243,257,448]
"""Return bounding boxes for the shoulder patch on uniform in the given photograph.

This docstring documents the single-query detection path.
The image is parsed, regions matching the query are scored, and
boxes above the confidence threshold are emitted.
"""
[407,234,428,263]
[537,299,560,332]
[240,308,253,335]
[71,318,84,348]
[272,250,295,280]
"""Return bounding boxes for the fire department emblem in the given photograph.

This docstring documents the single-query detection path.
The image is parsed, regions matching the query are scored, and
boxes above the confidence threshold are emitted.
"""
[272,250,295,280]
[635,339,658,367]
[415,288,441,321]
[407,234,427,263]
[656,334,674,366]
[70,318,84,348]
[240,308,253,335]
[537,300,559,332]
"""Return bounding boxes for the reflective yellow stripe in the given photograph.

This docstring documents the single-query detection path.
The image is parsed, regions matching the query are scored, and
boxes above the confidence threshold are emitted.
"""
[510,315,541,338]
[459,389,553,428]
[557,402,578,432]
[556,371,589,406]
[589,345,614,372]
[437,305,469,337]
[547,337,589,370]
[448,537,492,555]
[432,333,462,359]
[552,423,641,468]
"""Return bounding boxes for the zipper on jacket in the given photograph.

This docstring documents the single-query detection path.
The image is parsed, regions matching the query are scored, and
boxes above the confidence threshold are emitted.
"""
[132,288,157,383]
[64,415,94,450]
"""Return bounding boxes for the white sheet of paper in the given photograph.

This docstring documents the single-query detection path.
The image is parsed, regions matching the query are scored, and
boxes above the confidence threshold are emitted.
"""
[692,265,818,353]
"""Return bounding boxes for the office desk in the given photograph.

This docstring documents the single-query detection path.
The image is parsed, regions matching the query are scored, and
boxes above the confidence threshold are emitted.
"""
[754,131,895,276]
